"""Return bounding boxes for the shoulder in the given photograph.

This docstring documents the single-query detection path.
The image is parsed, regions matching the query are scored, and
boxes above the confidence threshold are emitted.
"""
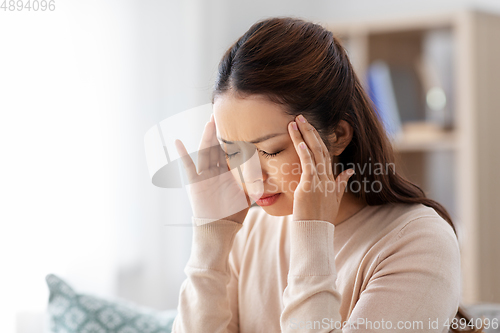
[349,203,458,250]
[353,204,461,322]
[371,203,460,276]
[347,202,461,278]
[362,202,457,243]
[385,203,458,248]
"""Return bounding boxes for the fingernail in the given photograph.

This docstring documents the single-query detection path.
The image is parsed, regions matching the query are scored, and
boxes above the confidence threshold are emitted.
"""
[210,114,214,122]
[291,122,298,130]
[298,115,306,123]
[347,169,355,176]
[299,142,307,149]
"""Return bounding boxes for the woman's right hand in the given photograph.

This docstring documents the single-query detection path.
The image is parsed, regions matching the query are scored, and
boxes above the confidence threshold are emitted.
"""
[174,114,251,224]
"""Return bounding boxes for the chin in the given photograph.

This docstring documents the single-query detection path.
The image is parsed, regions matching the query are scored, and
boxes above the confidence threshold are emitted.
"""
[259,201,293,217]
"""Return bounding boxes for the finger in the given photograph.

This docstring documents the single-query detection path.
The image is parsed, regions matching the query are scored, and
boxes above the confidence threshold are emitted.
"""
[207,120,222,169]
[175,139,198,181]
[298,141,315,178]
[221,143,231,171]
[335,168,355,200]
[289,120,315,165]
[211,116,229,170]
[295,114,329,179]
[299,115,334,180]
[289,122,314,176]
[289,121,315,178]
[310,123,334,179]
[197,121,213,171]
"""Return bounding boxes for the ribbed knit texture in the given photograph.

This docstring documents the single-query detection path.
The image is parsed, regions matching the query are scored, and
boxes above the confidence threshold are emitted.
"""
[187,217,243,273]
[172,203,461,333]
[288,220,335,276]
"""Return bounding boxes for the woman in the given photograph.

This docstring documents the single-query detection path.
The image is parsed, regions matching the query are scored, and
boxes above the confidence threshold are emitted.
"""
[172,17,472,333]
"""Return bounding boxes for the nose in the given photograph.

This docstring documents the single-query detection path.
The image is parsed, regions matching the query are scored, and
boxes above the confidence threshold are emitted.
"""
[239,147,265,186]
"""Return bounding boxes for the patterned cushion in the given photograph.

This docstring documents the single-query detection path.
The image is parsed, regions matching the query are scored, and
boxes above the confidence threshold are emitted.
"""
[45,274,177,333]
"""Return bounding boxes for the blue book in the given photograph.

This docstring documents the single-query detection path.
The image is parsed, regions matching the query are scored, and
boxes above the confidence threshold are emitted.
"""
[367,60,402,140]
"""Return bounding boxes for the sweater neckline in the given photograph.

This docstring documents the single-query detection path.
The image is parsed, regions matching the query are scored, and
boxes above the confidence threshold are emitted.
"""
[281,203,377,228]
[333,204,376,234]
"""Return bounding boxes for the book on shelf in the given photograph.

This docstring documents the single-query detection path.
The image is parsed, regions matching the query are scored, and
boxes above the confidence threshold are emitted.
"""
[367,60,403,141]
[366,52,450,143]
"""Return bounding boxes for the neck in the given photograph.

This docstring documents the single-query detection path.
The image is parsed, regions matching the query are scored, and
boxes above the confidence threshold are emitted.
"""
[334,191,367,226]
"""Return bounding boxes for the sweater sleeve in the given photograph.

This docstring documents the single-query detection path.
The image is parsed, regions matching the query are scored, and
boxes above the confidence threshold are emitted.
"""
[280,217,461,333]
[171,217,243,333]
[281,220,342,332]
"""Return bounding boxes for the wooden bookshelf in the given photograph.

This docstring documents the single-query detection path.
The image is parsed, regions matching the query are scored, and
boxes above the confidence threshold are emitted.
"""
[392,122,457,152]
[326,9,500,306]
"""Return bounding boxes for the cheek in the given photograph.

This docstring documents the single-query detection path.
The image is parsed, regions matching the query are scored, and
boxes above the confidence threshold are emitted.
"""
[280,150,302,178]
[268,155,302,192]
[229,167,241,184]
[278,159,301,177]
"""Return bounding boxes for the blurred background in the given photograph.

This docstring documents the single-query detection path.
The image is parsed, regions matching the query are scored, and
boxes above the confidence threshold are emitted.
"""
[1,0,500,332]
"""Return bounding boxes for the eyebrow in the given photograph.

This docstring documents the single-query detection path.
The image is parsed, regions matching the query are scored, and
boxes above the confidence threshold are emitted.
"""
[217,133,287,144]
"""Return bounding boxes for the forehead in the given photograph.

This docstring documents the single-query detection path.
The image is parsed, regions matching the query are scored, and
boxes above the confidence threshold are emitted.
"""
[213,93,293,142]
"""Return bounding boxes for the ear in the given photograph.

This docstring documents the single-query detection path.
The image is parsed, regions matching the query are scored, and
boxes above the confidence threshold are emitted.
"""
[328,120,353,156]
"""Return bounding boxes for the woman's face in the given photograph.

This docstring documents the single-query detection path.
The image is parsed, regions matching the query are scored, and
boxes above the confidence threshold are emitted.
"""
[213,93,307,217]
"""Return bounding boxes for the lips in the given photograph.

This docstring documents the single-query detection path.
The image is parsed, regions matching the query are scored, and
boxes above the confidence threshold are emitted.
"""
[260,193,279,199]
[253,193,281,206]
[249,192,279,201]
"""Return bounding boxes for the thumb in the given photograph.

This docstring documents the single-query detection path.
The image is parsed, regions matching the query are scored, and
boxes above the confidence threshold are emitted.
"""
[336,168,355,195]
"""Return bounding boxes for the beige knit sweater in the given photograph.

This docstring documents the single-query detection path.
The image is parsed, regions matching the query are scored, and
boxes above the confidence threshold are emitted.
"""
[172,202,461,332]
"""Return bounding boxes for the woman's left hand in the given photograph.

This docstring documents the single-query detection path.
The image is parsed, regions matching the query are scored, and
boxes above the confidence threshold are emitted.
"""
[288,114,355,225]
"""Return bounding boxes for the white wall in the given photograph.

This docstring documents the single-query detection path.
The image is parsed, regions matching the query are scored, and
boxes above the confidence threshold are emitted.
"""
[0,0,136,331]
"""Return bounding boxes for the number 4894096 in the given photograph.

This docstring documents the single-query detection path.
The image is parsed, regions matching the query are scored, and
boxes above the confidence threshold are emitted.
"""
[1,0,56,11]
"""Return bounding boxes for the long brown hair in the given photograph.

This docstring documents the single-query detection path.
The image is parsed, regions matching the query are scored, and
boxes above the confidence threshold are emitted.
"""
[212,17,482,332]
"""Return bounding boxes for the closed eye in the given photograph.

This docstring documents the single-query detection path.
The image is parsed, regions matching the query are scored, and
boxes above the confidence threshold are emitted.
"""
[225,152,239,159]
[224,149,284,160]
[259,149,283,159]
